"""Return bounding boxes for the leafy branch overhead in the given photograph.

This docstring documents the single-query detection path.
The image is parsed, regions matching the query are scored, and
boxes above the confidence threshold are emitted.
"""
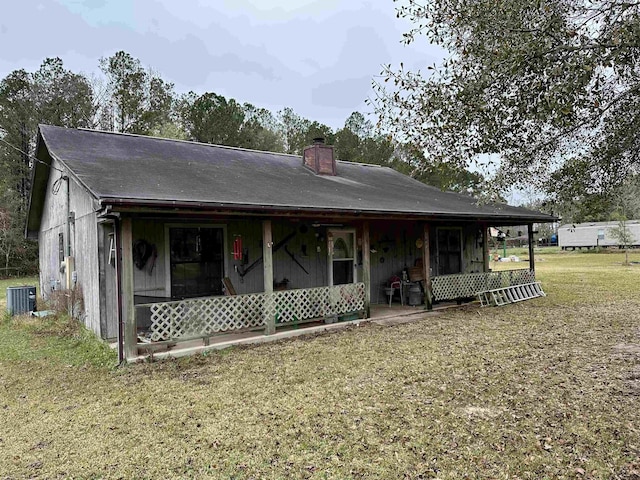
[373,0,640,195]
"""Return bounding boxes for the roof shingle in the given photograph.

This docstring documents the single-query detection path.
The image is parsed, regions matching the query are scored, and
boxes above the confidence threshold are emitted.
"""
[35,124,554,222]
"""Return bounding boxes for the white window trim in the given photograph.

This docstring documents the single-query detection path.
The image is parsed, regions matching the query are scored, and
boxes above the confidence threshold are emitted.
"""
[327,228,357,286]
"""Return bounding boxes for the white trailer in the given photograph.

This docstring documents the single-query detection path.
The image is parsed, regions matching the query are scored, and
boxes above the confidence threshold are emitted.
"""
[558,220,640,250]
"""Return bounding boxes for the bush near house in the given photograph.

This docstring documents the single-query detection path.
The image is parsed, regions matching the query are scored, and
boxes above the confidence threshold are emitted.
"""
[0,252,639,479]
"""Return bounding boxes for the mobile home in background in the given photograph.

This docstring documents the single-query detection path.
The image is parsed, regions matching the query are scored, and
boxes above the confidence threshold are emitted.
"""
[558,220,640,250]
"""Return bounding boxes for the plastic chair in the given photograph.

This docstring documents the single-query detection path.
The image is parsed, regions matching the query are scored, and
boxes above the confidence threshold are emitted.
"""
[385,279,403,306]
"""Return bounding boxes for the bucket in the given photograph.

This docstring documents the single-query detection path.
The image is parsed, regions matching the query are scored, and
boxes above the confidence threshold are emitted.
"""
[408,283,423,306]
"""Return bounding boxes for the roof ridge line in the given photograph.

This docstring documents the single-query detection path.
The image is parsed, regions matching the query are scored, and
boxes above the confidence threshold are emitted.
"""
[43,124,303,159]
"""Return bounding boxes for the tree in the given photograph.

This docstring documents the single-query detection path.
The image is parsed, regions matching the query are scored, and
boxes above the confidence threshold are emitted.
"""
[335,126,360,161]
[0,69,33,205]
[32,58,95,129]
[99,51,174,134]
[238,104,284,152]
[0,58,94,276]
[335,111,381,163]
[549,171,640,223]
[276,107,311,155]
[178,91,245,146]
[609,212,636,265]
[389,143,487,195]
[374,0,640,196]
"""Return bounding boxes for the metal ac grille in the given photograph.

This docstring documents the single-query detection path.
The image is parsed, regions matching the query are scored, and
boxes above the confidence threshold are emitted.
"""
[149,282,366,341]
[431,270,536,301]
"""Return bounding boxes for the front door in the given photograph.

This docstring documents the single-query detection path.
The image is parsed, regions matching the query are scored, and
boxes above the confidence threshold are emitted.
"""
[329,230,357,285]
[169,227,225,298]
[436,227,462,275]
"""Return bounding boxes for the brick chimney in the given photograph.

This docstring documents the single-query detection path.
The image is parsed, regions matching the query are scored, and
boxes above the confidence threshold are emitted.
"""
[303,137,336,175]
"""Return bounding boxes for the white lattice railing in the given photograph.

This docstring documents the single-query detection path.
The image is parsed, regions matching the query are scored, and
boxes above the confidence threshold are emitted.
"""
[148,282,366,341]
[431,269,536,301]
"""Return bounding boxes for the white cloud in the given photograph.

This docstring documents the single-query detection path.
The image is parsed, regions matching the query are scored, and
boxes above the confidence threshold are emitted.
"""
[2,0,445,129]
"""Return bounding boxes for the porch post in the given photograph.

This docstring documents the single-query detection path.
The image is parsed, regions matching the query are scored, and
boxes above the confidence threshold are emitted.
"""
[527,223,535,274]
[362,221,371,318]
[262,220,275,335]
[121,217,137,360]
[482,224,489,272]
[422,223,433,310]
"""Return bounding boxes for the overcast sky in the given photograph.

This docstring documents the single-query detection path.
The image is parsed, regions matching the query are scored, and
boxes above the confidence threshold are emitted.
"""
[1,0,445,130]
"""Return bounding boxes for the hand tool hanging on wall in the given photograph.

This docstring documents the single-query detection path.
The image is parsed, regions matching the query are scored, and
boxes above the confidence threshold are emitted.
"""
[237,231,297,279]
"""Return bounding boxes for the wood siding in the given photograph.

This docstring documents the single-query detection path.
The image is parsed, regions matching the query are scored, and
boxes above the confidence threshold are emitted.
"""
[38,159,103,337]
[97,223,119,339]
[102,216,488,333]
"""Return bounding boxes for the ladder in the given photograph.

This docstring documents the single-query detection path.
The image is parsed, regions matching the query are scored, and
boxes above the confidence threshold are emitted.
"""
[478,282,546,307]
[108,233,116,266]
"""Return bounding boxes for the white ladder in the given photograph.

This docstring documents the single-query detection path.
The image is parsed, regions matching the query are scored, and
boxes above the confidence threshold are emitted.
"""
[478,282,546,307]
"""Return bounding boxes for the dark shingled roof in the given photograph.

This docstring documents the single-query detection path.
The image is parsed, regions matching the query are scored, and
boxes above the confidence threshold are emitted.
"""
[28,125,555,232]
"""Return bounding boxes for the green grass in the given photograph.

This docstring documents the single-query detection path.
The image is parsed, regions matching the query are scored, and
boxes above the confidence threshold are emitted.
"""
[1,254,639,479]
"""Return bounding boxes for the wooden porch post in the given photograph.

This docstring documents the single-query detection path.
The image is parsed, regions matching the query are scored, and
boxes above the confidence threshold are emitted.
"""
[482,224,489,272]
[528,223,535,273]
[422,223,433,310]
[362,221,371,318]
[121,217,137,360]
[263,220,275,335]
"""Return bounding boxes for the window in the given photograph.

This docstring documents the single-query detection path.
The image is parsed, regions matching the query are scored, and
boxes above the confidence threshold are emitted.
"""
[58,232,64,263]
[169,227,225,299]
[597,229,605,241]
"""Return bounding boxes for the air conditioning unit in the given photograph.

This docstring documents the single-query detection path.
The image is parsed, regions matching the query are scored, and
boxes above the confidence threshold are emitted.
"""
[6,286,37,316]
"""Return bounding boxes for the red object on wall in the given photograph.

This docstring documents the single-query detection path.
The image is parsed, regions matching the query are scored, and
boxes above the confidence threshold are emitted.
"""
[233,236,242,260]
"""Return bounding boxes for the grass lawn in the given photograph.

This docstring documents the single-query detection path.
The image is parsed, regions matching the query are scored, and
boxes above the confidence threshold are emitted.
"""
[1,252,639,479]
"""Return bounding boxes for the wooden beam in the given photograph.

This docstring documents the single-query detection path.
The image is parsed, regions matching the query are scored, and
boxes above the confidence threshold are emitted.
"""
[262,220,275,335]
[121,217,137,360]
[482,224,489,272]
[422,223,433,310]
[327,231,334,287]
[362,221,371,318]
[528,223,535,273]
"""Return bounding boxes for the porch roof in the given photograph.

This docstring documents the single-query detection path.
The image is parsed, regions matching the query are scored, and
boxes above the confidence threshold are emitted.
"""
[30,125,555,228]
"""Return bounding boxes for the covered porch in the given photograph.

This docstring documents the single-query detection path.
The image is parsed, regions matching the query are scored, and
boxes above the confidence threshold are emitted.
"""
[106,211,540,361]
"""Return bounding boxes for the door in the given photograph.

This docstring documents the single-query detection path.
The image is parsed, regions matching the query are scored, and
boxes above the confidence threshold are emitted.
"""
[169,227,225,298]
[436,227,462,275]
[329,230,357,285]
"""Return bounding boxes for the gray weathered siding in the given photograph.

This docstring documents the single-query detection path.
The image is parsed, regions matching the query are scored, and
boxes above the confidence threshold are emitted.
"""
[128,217,487,313]
[461,224,485,273]
[38,159,103,337]
[97,223,119,340]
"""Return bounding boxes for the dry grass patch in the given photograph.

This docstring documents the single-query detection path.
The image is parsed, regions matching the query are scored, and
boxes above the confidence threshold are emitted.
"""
[0,253,639,479]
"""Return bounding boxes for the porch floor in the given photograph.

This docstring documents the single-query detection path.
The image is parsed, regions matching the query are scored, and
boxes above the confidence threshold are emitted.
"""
[131,300,472,362]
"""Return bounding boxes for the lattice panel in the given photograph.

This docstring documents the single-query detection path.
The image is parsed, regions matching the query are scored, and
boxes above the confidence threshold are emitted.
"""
[273,283,366,324]
[149,283,366,341]
[432,270,535,301]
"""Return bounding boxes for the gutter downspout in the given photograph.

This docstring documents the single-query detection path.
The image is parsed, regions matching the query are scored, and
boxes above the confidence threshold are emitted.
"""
[114,216,125,365]
[104,214,124,364]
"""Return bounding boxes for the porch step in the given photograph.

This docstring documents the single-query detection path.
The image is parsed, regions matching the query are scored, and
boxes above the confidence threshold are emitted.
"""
[477,282,546,307]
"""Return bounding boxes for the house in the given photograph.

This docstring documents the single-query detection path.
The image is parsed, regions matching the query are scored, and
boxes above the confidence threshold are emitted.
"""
[26,125,555,361]
[558,220,640,250]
